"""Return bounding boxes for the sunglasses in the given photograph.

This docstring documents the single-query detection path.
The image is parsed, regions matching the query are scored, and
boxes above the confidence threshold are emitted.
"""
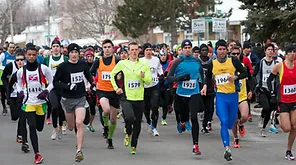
[231,53,240,55]
[15,59,25,61]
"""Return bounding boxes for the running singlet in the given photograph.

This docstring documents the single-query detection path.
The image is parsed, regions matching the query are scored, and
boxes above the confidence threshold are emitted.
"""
[48,55,65,76]
[238,63,247,102]
[1,52,15,68]
[10,62,18,97]
[259,58,278,89]
[279,62,296,103]
[212,57,236,93]
[97,56,116,91]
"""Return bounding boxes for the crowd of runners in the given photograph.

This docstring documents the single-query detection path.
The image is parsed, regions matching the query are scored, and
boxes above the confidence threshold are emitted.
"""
[0,38,295,164]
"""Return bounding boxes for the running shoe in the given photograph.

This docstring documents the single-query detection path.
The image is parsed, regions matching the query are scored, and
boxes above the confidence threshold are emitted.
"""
[177,123,182,133]
[130,146,137,155]
[207,121,212,131]
[57,127,62,140]
[233,139,240,148]
[192,145,201,155]
[75,150,84,162]
[185,121,192,131]
[51,129,57,140]
[152,128,159,136]
[286,151,295,161]
[180,122,186,132]
[107,139,114,149]
[2,108,7,116]
[146,122,153,134]
[161,120,167,126]
[269,125,278,133]
[248,114,253,122]
[45,118,51,125]
[258,118,264,128]
[62,121,67,135]
[21,143,30,153]
[117,112,120,119]
[124,134,130,147]
[34,153,44,164]
[168,105,173,114]
[261,129,267,137]
[224,148,233,161]
[201,128,210,134]
[16,135,23,143]
[239,125,246,137]
[87,125,95,132]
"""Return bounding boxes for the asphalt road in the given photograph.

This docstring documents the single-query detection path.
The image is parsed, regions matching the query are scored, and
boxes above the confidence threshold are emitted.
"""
[0,106,294,165]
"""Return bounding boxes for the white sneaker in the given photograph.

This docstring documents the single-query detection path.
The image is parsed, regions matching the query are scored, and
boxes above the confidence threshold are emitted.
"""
[261,129,267,137]
[62,121,67,135]
[258,118,263,128]
[152,128,159,136]
[147,123,152,134]
[51,129,57,140]
[57,127,62,139]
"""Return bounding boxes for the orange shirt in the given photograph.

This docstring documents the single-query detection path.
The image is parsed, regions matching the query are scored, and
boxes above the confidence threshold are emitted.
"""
[96,56,116,91]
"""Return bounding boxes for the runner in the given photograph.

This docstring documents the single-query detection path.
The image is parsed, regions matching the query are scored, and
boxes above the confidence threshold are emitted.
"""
[229,46,253,148]
[16,46,53,164]
[90,39,120,149]
[110,41,152,155]
[43,40,68,139]
[1,50,26,143]
[141,43,163,136]
[0,42,16,115]
[53,43,95,162]
[201,39,247,161]
[167,39,204,155]
[267,45,296,161]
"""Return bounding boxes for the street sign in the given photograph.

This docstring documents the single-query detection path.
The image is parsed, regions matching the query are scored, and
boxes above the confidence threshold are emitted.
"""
[192,19,205,33]
[44,34,54,38]
[204,17,212,22]
[212,18,226,32]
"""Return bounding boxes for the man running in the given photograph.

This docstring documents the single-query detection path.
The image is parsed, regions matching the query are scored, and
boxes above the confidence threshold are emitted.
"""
[54,43,95,162]
[16,46,53,164]
[90,39,120,149]
[141,43,163,136]
[168,39,205,155]
[110,41,152,155]
[267,45,296,160]
[201,39,247,161]
[43,40,68,139]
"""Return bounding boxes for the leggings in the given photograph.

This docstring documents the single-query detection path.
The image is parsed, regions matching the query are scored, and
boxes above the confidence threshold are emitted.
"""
[0,85,6,109]
[10,98,27,138]
[49,89,65,128]
[22,112,45,154]
[144,86,160,128]
[86,96,96,116]
[170,88,180,123]
[259,92,276,129]
[46,101,51,119]
[216,92,238,147]
[176,94,203,145]
[159,87,170,120]
[121,100,144,148]
[202,95,214,129]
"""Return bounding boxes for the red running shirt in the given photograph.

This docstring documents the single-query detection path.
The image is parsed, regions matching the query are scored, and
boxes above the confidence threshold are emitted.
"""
[279,62,296,103]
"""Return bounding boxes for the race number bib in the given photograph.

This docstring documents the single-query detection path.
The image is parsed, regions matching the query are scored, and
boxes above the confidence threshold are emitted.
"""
[182,80,196,89]
[239,80,243,87]
[215,73,230,85]
[102,72,111,80]
[128,80,141,89]
[152,73,158,83]
[262,73,269,82]
[283,84,296,95]
[28,87,42,93]
[71,72,84,84]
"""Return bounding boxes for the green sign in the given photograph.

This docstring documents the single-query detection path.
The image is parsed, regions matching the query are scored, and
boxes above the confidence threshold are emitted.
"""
[204,17,212,22]
[44,35,54,38]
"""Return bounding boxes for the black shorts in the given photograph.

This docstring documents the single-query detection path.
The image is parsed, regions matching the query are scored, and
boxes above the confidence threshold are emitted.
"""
[96,90,120,109]
[279,102,296,113]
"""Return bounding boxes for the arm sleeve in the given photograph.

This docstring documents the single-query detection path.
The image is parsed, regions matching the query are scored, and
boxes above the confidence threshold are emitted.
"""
[42,65,54,92]
[90,58,99,76]
[143,62,152,85]
[84,62,94,84]
[252,60,261,77]
[8,72,17,96]
[205,60,213,85]
[110,61,122,91]
[16,69,23,92]
[43,56,49,66]
[157,59,164,75]
[199,62,204,84]
[167,58,183,83]
[232,57,247,80]
[246,66,254,92]
[0,53,5,69]
[53,64,69,90]
[267,73,277,93]
[1,63,12,86]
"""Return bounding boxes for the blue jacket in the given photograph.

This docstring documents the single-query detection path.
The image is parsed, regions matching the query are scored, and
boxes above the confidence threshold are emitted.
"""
[167,54,204,97]
[160,61,169,86]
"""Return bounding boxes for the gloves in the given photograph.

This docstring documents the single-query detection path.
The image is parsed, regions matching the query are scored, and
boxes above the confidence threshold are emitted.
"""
[69,84,77,91]
[37,90,49,100]
[159,75,165,84]
[17,91,24,100]
[270,92,277,104]
[178,74,190,81]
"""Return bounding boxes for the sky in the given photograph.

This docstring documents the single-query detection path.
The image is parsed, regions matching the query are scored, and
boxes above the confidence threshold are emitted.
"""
[218,0,248,21]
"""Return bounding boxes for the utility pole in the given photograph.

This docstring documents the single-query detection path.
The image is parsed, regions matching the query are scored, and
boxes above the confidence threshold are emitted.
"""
[204,5,209,40]
[47,0,51,45]
[7,0,14,42]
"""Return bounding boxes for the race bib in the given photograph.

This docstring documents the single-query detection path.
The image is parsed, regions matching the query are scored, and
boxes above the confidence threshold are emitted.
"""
[262,73,269,82]
[28,87,42,93]
[128,80,141,89]
[283,84,296,95]
[102,72,111,80]
[215,73,230,85]
[182,80,196,89]
[71,72,84,84]
[152,73,158,83]
[239,80,243,87]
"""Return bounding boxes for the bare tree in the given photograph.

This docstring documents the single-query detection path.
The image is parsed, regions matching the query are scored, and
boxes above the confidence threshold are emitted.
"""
[65,0,123,40]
